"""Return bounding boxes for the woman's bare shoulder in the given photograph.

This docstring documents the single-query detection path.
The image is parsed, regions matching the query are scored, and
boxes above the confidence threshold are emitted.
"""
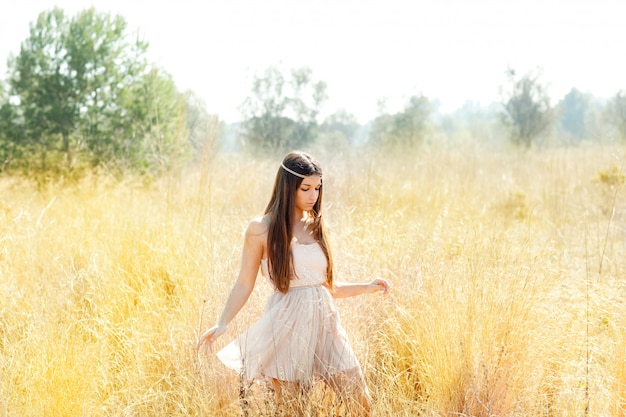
[246,215,270,237]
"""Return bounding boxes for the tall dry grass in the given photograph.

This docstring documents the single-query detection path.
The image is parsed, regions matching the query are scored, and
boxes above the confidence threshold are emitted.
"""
[0,143,625,416]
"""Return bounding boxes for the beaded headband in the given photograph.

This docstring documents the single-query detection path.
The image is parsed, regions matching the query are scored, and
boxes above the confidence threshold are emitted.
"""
[281,163,308,179]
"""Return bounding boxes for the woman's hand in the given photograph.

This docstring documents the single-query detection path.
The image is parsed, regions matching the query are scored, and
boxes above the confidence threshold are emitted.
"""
[330,277,393,299]
[196,324,227,355]
[369,278,392,295]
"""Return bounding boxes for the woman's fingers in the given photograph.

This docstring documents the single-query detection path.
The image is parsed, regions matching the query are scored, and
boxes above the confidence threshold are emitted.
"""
[196,324,227,355]
[373,278,391,294]
[196,329,215,354]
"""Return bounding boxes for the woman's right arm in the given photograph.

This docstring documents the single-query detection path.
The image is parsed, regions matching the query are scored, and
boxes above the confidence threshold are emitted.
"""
[196,219,266,354]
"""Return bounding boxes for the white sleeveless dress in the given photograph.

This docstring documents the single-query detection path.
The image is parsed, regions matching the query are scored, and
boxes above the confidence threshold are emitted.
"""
[217,241,361,383]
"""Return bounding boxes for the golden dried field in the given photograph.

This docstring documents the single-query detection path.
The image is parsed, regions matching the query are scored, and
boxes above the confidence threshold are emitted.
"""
[1,144,625,416]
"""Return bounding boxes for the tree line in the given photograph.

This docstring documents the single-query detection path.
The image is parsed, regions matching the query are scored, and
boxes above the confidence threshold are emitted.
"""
[1,7,626,178]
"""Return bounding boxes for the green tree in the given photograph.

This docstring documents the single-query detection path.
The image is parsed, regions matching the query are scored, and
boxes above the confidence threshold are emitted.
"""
[0,80,13,169]
[557,88,590,141]
[106,68,187,174]
[500,68,553,148]
[7,8,75,171]
[185,90,211,152]
[606,90,626,141]
[321,109,360,144]
[184,90,222,160]
[369,94,431,149]
[5,7,185,175]
[239,65,327,151]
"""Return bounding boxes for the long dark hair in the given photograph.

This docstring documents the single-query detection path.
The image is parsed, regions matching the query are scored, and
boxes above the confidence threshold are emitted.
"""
[264,151,334,293]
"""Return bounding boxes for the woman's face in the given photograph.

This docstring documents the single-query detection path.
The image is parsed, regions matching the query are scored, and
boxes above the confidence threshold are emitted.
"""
[295,175,322,214]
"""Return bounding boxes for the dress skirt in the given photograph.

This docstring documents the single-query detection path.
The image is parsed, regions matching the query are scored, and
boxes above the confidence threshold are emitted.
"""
[217,284,361,384]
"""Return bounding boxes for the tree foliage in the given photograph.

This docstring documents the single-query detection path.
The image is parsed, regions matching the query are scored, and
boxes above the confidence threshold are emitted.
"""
[557,88,591,141]
[606,90,626,141]
[322,109,360,142]
[184,90,221,161]
[500,68,553,148]
[369,94,431,149]
[239,66,327,152]
[0,81,14,169]
[1,7,186,175]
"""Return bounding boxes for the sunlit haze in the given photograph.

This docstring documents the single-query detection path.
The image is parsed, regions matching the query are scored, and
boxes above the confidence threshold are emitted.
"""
[1,0,624,123]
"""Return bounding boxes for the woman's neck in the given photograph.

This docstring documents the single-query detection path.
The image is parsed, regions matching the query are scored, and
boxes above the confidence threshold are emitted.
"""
[292,213,315,243]
[294,208,309,223]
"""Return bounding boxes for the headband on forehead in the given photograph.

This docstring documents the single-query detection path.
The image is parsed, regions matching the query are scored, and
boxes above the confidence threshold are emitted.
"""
[281,163,309,179]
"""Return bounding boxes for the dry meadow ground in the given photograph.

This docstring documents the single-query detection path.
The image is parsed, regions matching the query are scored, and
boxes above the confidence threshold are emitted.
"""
[1,144,625,416]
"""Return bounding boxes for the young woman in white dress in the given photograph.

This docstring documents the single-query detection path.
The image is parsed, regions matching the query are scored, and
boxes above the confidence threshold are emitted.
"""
[196,151,391,415]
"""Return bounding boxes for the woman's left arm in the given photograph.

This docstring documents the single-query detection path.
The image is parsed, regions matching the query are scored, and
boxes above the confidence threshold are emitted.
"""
[329,278,391,299]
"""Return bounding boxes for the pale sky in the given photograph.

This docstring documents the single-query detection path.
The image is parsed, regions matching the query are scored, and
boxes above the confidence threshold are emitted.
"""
[1,0,625,123]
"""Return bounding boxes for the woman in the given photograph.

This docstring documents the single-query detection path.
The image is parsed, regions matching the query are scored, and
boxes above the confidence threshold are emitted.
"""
[196,151,391,415]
